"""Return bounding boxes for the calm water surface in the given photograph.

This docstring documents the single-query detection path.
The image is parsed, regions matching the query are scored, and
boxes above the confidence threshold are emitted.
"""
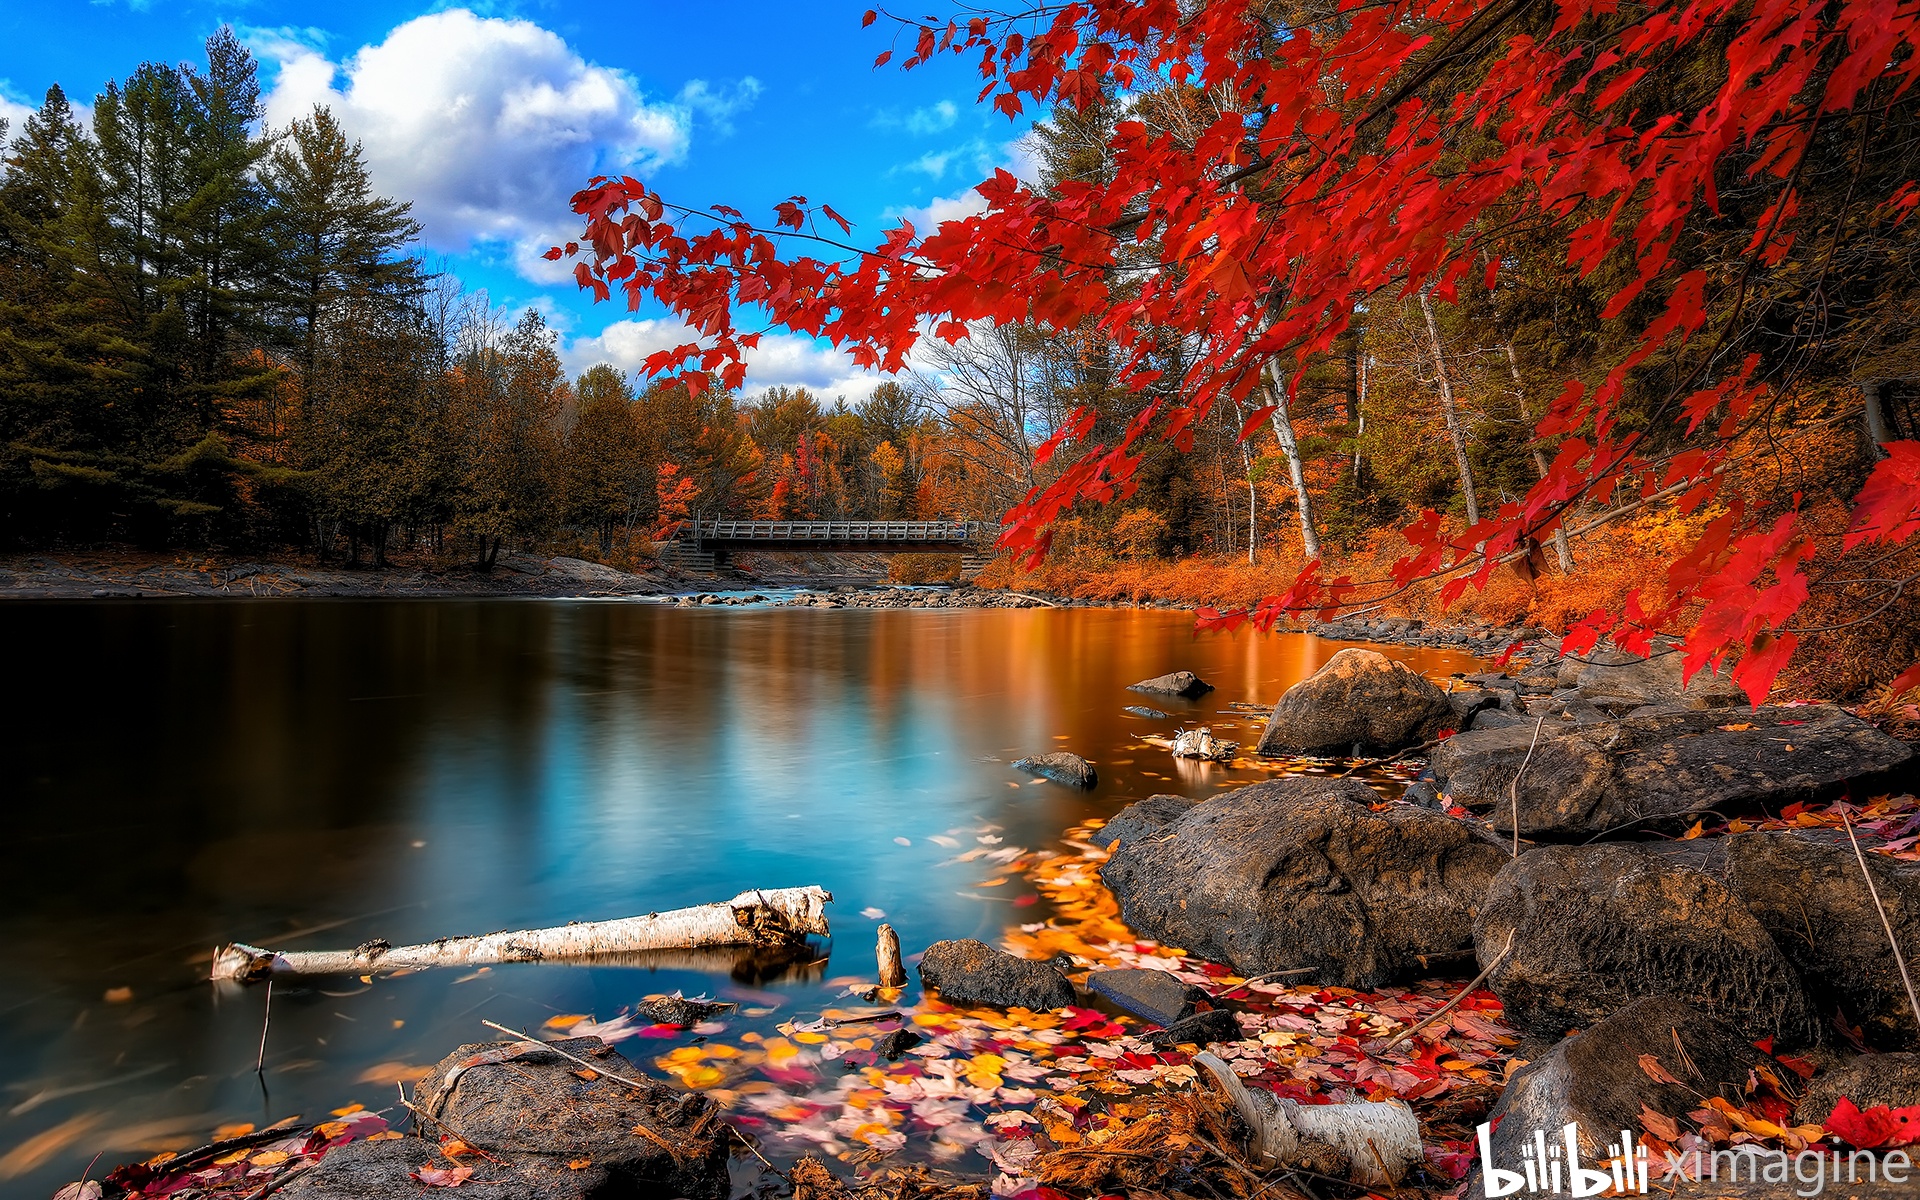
[0,599,1476,1193]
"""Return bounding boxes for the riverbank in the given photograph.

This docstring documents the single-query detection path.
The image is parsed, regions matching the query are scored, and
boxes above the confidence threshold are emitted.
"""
[0,551,682,599]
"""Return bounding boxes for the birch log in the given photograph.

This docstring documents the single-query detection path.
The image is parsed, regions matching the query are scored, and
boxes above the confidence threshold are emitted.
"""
[210,886,833,982]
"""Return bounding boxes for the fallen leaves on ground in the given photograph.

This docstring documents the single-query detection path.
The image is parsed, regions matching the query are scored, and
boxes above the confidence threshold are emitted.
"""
[102,1109,393,1197]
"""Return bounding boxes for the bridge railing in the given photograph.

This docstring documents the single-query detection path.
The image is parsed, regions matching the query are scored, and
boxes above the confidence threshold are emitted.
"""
[673,520,989,544]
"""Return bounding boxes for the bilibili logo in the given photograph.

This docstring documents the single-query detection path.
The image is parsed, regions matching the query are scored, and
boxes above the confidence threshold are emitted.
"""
[1477,1122,1649,1196]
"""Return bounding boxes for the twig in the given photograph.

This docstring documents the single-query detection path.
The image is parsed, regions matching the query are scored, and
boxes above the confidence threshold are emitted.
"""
[479,1020,654,1091]
[479,1018,678,1154]
[1510,714,1549,858]
[1841,810,1920,1029]
[1217,967,1321,997]
[1334,735,1452,778]
[398,1082,508,1165]
[255,980,272,1073]
[1378,930,1516,1053]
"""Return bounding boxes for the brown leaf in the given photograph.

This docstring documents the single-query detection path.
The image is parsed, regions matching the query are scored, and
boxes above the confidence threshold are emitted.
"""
[1639,1053,1684,1085]
[413,1166,474,1188]
[1639,1105,1682,1142]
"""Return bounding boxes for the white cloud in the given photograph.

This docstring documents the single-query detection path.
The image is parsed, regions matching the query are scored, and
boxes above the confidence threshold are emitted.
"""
[565,318,904,402]
[253,11,753,281]
[872,99,960,136]
[892,137,1042,233]
[0,81,37,135]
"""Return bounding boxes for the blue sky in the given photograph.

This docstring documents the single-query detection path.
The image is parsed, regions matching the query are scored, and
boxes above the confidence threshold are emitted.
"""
[0,0,1037,397]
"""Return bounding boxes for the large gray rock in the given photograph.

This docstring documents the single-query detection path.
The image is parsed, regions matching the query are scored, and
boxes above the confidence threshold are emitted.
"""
[1718,832,1920,1050]
[1090,794,1197,848]
[917,939,1076,1010]
[1128,670,1214,698]
[1100,777,1506,986]
[1430,704,1912,838]
[1475,843,1819,1045]
[278,1137,613,1200]
[1794,1053,1920,1124]
[1012,751,1097,788]
[403,1036,727,1199]
[1558,647,1745,714]
[1479,833,1920,1050]
[1256,648,1455,756]
[1468,998,1779,1200]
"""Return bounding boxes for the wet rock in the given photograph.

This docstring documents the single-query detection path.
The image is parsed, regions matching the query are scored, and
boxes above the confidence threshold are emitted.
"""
[1401,779,1444,809]
[1087,968,1206,1025]
[873,1029,925,1061]
[407,1036,727,1199]
[1462,707,1533,731]
[635,993,735,1027]
[1128,670,1214,698]
[278,1137,613,1200]
[1474,843,1820,1045]
[917,939,1076,1010]
[1101,776,1506,986]
[1448,687,1504,731]
[1794,1053,1920,1124]
[1430,705,1912,839]
[1091,794,1198,849]
[1255,648,1455,756]
[1146,1008,1241,1048]
[1468,997,1777,1200]
[1718,832,1920,1050]
[1123,705,1171,719]
[1012,751,1098,788]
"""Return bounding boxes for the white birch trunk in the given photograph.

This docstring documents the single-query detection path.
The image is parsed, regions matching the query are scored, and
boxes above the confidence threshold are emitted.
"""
[211,886,833,982]
[1501,342,1573,572]
[1261,360,1322,559]
[1418,289,1480,526]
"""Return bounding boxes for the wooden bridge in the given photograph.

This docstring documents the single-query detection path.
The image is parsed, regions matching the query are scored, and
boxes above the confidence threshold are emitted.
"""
[660,520,995,574]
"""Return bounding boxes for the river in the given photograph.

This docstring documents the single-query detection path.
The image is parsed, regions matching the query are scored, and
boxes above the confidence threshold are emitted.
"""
[0,598,1478,1193]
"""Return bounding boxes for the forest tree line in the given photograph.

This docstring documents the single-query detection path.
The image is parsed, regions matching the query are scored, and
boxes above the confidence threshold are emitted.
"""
[4,30,1912,586]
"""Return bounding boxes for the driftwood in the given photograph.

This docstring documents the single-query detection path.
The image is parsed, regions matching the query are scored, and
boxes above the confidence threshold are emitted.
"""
[1194,1051,1421,1186]
[877,923,908,988]
[210,886,833,982]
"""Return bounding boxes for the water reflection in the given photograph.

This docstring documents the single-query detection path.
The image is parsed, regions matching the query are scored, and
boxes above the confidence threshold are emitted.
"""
[0,600,1477,1192]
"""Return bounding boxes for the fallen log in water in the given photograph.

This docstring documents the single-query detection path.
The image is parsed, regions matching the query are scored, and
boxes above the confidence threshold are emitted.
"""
[210,886,833,982]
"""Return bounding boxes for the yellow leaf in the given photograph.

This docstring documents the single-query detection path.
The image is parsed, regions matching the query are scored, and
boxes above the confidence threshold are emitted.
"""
[214,1123,256,1141]
[544,1014,591,1029]
[1681,820,1705,840]
[792,1031,828,1045]
[213,1150,251,1166]
[366,1131,403,1141]
[567,1158,592,1170]
[1719,723,1753,732]
[330,1104,364,1117]
[249,1151,290,1168]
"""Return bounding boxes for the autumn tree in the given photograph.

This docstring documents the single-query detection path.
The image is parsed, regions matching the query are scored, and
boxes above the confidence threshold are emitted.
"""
[554,0,1920,698]
[562,363,651,550]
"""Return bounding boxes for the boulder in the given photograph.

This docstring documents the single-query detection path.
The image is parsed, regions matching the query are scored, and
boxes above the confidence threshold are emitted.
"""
[1013,751,1097,788]
[1255,648,1455,756]
[1430,705,1913,839]
[1100,777,1506,986]
[1090,794,1198,848]
[1087,968,1207,1025]
[1794,1053,1920,1124]
[279,1137,611,1200]
[1718,831,1920,1050]
[917,939,1076,1010]
[1559,647,1745,714]
[1128,670,1213,698]
[397,1037,724,1199]
[1468,998,1778,1200]
[1473,843,1821,1045]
